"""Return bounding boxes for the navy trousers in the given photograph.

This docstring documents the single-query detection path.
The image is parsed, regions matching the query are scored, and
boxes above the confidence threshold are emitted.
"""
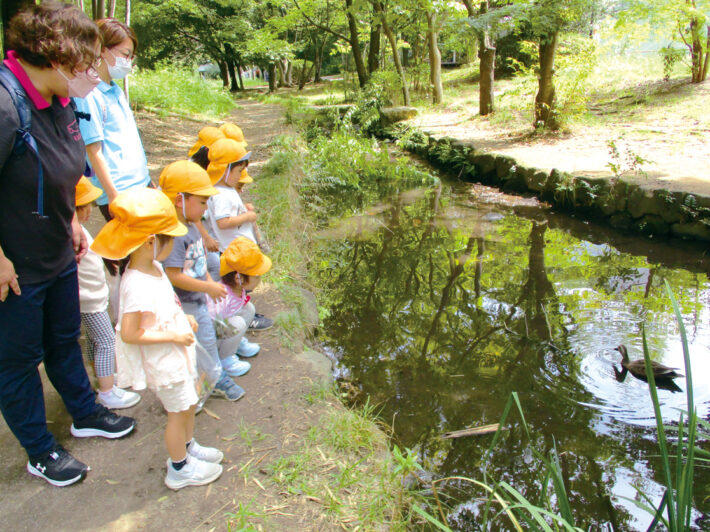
[0,261,96,457]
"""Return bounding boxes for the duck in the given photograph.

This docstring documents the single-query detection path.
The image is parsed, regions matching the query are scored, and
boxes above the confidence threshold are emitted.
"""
[614,344,684,381]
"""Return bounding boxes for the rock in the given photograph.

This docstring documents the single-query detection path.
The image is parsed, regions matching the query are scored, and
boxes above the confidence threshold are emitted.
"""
[526,170,550,192]
[633,214,670,236]
[671,221,710,241]
[627,186,666,219]
[310,104,354,116]
[653,189,684,223]
[296,287,319,330]
[471,153,498,177]
[609,212,633,230]
[379,106,417,124]
[495,155,517,179]
[294,349,333,385]
[594,178,627,215]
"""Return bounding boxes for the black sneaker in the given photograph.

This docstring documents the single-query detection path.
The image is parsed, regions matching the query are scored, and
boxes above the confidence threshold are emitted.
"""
[70,404,136,439]
[248,313,274,331]
[27,445,89,487]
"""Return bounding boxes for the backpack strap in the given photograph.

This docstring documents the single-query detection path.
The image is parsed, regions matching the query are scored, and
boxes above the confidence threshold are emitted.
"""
[0,64,48,219]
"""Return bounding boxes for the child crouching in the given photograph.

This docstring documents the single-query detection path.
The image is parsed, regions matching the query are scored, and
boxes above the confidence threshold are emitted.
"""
[208,237,272,359]
[91,188,223,490]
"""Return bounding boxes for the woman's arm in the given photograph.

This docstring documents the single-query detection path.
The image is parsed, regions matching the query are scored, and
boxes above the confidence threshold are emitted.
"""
[85,142,119,204]
[121,311,194,346]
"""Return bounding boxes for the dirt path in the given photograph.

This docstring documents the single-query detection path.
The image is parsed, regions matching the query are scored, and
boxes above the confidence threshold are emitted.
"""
[0,101,338,531]
[411,80,710,196]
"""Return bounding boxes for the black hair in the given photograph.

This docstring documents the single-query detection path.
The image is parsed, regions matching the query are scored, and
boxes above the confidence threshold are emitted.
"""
[221,271,250,289]
[190,146,210,170]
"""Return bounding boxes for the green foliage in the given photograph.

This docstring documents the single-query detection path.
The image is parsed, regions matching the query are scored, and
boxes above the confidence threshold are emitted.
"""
[606,137,652,177]
[130,66,237,119]
[660,46,685,81]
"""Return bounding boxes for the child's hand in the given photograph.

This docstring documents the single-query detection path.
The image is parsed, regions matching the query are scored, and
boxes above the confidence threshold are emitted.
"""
[206,281,228,302]
[204,234,219,253]
[244,211,258,223]
[186,314,199,332]
[244,202,255,212]
[173,331,195,346]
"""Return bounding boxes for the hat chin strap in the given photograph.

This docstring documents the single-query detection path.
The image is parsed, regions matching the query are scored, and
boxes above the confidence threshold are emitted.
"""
[179,192,187,220]
[152,235,158,261]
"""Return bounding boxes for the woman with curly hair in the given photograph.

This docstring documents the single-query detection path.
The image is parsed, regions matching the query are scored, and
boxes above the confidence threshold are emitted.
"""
[0,1,135,488]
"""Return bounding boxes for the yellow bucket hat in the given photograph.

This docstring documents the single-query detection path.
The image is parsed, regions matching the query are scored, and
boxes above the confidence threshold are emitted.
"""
[219,123,247,145]
[75,176,103,206]
[206,138,251,185]
[90,188,187,260]
[158,160,219,202]
[219,237,272,277]
[187,126,226,157]
[239,169,253,184]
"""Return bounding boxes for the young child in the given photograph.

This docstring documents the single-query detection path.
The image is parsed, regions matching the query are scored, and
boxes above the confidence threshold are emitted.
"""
[208,237,271,360]
[90,187,223,490]
[205,139,274,332]
[158,160,250,400]
[76,177,141,409]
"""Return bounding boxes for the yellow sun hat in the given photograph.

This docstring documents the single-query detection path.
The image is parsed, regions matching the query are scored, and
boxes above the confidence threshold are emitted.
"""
[90,188,187,260]
[219,123,247,146]
[206,138,251,185]
[239,168,253,184]
[158,160,219,202]
[75,176,103,206]
[219,236,272,277]
[187,126,226,157]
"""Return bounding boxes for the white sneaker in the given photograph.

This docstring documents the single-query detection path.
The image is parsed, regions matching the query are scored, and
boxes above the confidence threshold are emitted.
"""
[188,440,224,463]
[164,456,223,490]
[98,386,141,409]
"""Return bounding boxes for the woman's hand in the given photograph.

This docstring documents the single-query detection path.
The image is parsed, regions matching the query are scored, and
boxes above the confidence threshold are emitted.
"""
[0,254,21,302]
[72,213,88,263]
[186,314,199,332]
[172,331,195,346]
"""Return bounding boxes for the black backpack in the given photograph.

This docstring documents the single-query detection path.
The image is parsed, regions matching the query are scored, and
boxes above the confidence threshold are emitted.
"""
[0,64,90,219]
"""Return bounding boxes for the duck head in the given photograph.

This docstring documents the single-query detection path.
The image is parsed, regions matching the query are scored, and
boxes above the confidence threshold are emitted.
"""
[615,345,630,364]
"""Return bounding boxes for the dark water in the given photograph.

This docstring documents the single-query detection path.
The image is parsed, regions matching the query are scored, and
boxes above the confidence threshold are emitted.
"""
[310,178,710,531]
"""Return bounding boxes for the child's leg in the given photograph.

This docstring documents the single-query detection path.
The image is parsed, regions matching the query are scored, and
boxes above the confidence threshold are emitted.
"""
[216,315,247,359]
[165,409,192,461]
[80,311,115,392]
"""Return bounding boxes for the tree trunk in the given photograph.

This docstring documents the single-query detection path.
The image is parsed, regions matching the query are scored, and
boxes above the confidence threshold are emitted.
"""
[236,61,244,90]
[367,15,381,74]
[702,26,710,81]
[285,60,293,86]
[534,31,559,129]
[344,0,369,87]
[218,61,229,88]
[426,12,443,105]
[107,0,116,17]
[374,0,409,105]
[94,0,105,20]
[314,40,324,82]
[689,16,709,83]
[275,59,285,87]
[125,0,130,25]
[268,62,277,92]
[478,44,495,115]
[227,57,239,92]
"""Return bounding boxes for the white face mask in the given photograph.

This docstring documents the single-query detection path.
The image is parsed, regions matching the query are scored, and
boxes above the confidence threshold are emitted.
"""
[56,67,100,98]
[107,49,133,80]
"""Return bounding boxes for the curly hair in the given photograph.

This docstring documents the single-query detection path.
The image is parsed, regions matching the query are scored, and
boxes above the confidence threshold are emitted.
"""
[97,18,138,54]
[6,1,100,71]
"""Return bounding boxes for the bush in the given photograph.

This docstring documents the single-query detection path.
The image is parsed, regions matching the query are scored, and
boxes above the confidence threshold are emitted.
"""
[130,65,237,118]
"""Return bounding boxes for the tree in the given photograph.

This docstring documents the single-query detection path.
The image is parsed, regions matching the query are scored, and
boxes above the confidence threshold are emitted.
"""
[462,0,499,115]
[619,0,710,83]
[372,0,411,105]
[426,8,444,104]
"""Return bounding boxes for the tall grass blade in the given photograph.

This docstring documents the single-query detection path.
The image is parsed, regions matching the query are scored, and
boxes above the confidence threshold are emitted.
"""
[664,280,694,411]
[411,503,452,531]
[645,490,667,532]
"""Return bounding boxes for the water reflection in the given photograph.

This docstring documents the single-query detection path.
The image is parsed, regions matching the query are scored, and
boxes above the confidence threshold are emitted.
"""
[312,180,710,530]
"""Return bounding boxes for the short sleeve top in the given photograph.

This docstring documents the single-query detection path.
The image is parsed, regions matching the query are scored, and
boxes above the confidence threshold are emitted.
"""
[206,185,257,251]
[115,262,197,390]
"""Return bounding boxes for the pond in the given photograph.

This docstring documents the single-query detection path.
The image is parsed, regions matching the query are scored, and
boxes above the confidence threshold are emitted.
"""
[310,176,710,531]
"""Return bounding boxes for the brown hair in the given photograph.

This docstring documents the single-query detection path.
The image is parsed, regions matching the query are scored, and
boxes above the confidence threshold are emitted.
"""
[96,18,138,55]
[221,271,250,289]
[6,1,100,71]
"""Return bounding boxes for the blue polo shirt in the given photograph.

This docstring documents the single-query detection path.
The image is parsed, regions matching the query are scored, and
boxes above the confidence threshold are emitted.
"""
[74,81,150,205]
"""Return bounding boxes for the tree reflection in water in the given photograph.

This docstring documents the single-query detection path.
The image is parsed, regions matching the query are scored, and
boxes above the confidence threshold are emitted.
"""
[312,184,710,530]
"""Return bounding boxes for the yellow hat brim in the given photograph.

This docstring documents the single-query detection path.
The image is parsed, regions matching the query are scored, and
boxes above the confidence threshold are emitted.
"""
[91,219,188,260]
[238,170,253,184]
[76,186,103,206]
[188,141,202,158]
[219,253,272,277]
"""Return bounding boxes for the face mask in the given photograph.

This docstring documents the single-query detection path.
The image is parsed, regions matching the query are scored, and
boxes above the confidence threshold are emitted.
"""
[56,67,100,98]
[107,49,133,80]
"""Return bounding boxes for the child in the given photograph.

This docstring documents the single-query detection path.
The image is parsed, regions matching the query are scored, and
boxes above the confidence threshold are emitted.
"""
[158,160,250,399]
[206,139,274,332]
[90,187,223,490]
[76,177,141,409]
[208,237,271,360]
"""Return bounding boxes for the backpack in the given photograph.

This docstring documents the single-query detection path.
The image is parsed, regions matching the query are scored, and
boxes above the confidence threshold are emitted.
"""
[0,64,91,219]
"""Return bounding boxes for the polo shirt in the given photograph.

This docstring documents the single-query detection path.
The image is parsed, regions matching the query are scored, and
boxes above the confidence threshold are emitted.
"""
[0,51,85,284]
[74,81,150,205]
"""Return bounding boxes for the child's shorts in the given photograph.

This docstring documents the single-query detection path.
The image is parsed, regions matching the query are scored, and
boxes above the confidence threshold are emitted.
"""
[155,379,199,413]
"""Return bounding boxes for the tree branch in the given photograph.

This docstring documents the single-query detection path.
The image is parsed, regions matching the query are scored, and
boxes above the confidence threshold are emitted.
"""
[291,0,349,42]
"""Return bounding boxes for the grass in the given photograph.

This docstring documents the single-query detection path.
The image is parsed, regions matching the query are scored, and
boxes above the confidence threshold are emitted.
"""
[130,66,238,120]
[266,388,425,529]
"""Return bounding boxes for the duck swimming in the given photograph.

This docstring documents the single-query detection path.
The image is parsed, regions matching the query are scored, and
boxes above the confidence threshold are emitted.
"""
[614,344,684,381]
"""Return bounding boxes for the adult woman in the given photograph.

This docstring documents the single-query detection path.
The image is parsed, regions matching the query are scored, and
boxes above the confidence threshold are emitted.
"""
[0,2,135,488]
[74,18,151,221]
